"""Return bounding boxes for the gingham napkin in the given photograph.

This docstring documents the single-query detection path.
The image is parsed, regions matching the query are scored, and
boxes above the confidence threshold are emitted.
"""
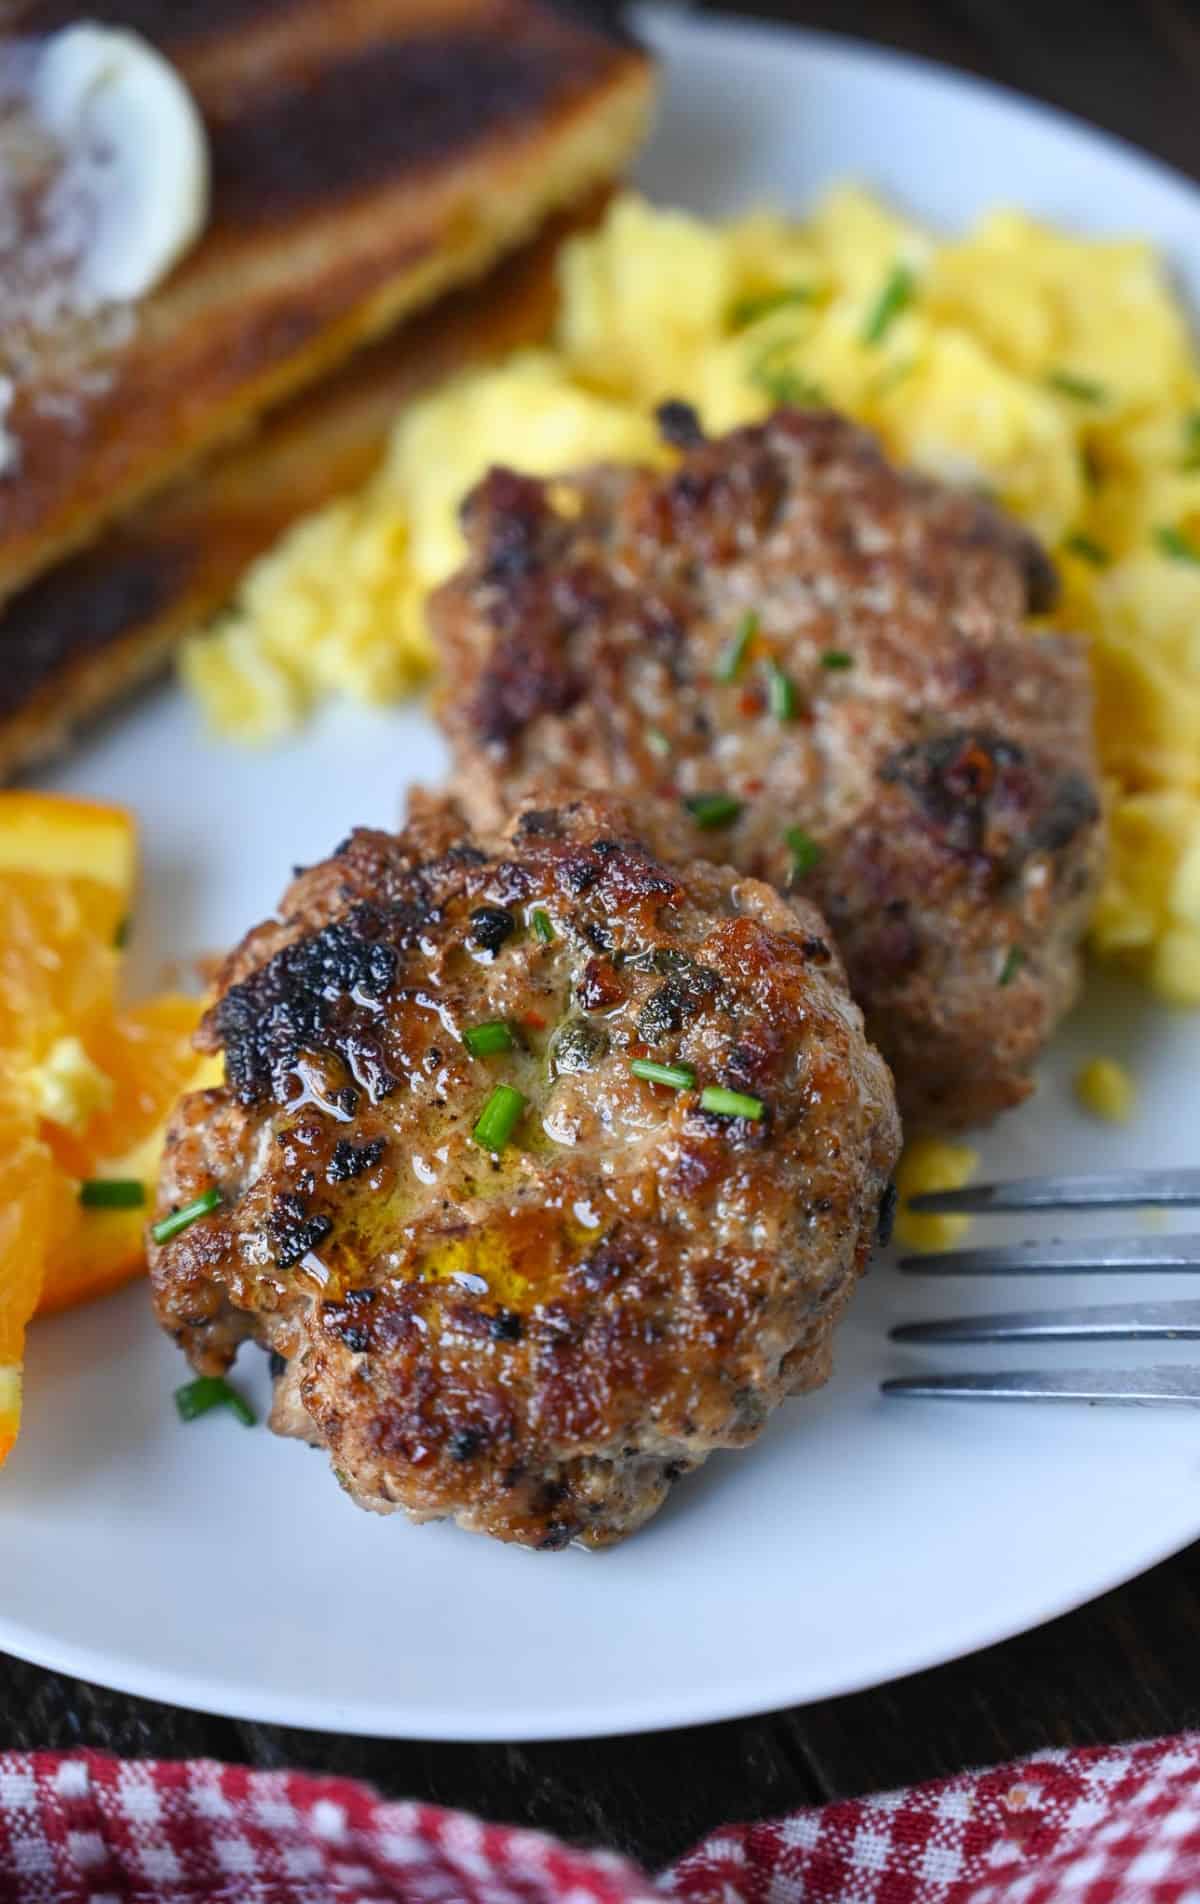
[3,1733,1200,1904]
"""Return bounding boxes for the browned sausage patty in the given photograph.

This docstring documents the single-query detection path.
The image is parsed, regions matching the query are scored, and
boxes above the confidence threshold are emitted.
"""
[429,406,1105,1132]
[149,791,899,1550]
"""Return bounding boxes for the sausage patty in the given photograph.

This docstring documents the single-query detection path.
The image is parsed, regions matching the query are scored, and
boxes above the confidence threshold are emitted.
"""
[429,406,1105,1131]
[149,790,899,1550]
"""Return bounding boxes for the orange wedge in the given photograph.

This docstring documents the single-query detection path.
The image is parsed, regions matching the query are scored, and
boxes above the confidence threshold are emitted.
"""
[0,1096,56,1463]
[38,994,214,1316]
[0,792,207,1463]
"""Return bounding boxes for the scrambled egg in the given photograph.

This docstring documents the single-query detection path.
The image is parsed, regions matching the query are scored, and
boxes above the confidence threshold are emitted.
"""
[185,186,1200,1004]
[893,1139,979,1254]
[1074,1057,1136,1123]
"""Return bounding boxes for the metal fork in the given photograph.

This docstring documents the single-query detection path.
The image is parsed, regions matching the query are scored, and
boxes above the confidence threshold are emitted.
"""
[882,1168,1200,1405]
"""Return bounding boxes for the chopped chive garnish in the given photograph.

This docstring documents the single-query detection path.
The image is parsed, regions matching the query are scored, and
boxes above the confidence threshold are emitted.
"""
[472,1083,526,1152]
[463,1021,514,1058]
[1063,531,1110,567]
[700,1085,765,1121]
[645,727,671,757]
[785,826,822,876]
[1183,412,1200,471]
[175,1375,256,1428]
[531,909,556,944]
[731,283,815,328]
[685,792,744,830]
[765,660,797,720]
[862,263,915,346]
[80,1177,145,1210]
[752,362,825,406]
[718,610,758,682]
[1046,369,1107,404]
[998,945,1025,986]
[631,1058,696,1090]
[113,916,131,950]
[820,649,854,670]
[151,1187,222,1246]
[1155,523,1200,565]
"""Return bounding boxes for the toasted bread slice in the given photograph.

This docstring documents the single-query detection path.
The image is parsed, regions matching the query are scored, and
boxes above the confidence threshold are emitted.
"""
[1,0,654,605]
[0,195,606,781]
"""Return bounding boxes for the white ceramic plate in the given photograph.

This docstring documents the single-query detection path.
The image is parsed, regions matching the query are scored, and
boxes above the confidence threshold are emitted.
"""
[5,8,1200,1741]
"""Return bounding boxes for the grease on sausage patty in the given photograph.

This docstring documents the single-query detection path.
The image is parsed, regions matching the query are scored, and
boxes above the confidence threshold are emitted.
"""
[430,406,1105,1131]
[149,791,899,1550]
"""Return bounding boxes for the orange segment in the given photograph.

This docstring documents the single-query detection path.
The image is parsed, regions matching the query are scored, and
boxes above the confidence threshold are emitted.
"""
[0,1095,56,1463]
[81,994,211,1161]
[0,791,136,890]
[38,994,215,1317]
[0,792,135,955]
[0,877,120,1066]
[0,790,198,1466]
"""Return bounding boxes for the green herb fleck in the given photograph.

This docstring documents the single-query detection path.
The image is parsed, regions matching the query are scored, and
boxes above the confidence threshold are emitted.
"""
[1183,412,1200,471]
[645,727,671,757]
[1046,370,1107,404]
[1156,523,1200,565]
[699,1085,765,1121]
[731,284,815,328]
[463,1021,514,1058]
[749,341,826,407]
[531,908,556,944]
[756,365,825,406]
[785,826,822,877]
[718,610,758,682]
[80,1177,145,1210]
[472,1084,526,1152]
[630,1059,696,1091]
[1063,531,1110,567]
[820,649,854,670]
[113,916,131,950]
[998,945,1025,987]
[175,1376,256,1428]
[765,659,797,720]
[151,1187,222,1246]
[862,263,915,346]
[684,792,744,830]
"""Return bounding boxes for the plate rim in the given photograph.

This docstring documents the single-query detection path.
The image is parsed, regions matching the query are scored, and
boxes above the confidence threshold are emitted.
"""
[8,5,1200,1742]
[2,1501,1200,1738]
[637,0,1199,212]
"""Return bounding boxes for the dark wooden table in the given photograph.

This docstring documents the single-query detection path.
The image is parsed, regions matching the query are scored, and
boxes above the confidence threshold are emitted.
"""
[6,1,1200,1874]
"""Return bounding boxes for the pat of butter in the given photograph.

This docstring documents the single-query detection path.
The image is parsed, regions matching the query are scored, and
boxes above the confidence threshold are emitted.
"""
[33,22,210,305]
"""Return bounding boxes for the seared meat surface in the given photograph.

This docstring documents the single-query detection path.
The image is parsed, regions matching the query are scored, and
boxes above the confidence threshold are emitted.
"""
[150,791,899,1550]
[430,407,1105,1131]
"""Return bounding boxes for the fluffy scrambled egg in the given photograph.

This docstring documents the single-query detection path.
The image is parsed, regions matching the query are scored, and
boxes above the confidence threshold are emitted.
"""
[185,186,1200,1003]
[1074,1057,1136,1123]
[893,1139,980,1254]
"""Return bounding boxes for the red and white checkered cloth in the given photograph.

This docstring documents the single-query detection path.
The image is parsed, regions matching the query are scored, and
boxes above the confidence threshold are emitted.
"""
[4,1734,1200,1904]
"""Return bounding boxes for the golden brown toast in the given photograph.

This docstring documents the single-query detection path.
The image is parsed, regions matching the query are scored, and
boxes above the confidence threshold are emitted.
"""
[0,196,605,781]
[1,0,654,606]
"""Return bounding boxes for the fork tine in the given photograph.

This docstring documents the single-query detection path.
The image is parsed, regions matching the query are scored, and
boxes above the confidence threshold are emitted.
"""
[907,1168,1200,1215]
[882,1367,1200,1403]
[891,1299,1200,1343]
[898,1234,1200,1275]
